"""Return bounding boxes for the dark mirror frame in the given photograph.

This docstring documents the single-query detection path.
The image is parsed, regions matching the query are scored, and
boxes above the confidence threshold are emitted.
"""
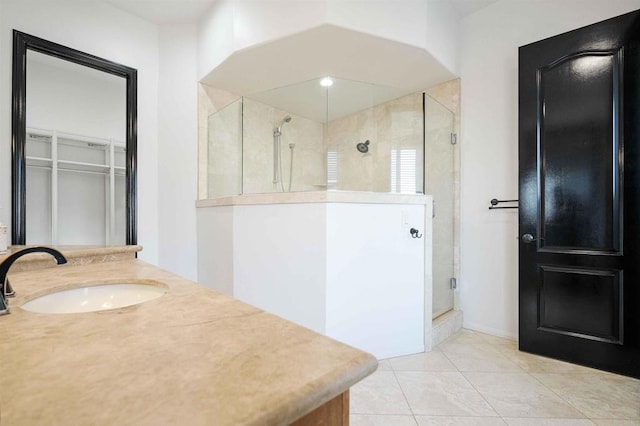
[11,30,137,245]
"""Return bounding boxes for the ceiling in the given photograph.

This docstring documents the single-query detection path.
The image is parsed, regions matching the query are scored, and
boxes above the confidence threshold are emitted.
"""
[106,0,214,24]
[449,0,500,17]
[201,24,456,96]
[104,0,501,25]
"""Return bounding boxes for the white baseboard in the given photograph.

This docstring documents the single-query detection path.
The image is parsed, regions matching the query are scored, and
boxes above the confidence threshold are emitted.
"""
[462,321,518,341]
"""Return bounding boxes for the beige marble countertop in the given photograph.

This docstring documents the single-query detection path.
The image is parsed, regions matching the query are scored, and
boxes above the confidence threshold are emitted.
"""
[0,259,377,425]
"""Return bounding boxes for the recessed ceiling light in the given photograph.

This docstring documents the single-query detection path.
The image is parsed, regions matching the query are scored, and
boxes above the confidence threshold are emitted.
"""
[320,77,334,87]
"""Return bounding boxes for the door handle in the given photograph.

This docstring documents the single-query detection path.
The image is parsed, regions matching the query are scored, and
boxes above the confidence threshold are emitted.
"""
[521,233,537,243]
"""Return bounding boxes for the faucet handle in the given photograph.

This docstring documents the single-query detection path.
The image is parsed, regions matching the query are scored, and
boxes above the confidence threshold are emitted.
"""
[4,278,15,297]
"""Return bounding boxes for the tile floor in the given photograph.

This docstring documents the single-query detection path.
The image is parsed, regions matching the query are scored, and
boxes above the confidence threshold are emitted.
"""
[350,329,640,426]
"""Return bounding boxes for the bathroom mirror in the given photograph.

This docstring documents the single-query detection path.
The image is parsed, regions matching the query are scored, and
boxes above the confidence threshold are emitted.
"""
[11,31,137,245]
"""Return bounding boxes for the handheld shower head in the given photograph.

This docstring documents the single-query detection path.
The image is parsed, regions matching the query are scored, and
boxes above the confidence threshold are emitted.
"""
[274,115,292,136]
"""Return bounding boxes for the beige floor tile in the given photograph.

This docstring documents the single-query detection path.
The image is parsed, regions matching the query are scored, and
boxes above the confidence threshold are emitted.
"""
[463,372,586,418]
[390,349,458,372]
[415,416,507,425]
[395,371,498,417]
[503,419,596,425]
[350,414,418,426]
[532,373,640,420]
[592,420,640,425]
[439,343,523,372]
[350,370,412,415]
[495,346,599,374]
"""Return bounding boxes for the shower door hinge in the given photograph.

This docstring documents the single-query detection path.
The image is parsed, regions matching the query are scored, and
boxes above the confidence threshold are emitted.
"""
[451,133,458,145]
[450,277,457,289]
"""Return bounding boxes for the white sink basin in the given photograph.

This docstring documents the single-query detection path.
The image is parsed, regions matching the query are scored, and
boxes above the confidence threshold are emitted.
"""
[21,283,167,314]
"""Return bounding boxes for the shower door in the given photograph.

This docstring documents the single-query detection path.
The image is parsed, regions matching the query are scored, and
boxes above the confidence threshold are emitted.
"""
[424,95,455,319]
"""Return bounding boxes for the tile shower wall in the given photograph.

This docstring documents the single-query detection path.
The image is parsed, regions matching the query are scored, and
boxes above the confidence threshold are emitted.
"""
[198,84,242,199]
[241,98,325,194]
[326,92,424,193]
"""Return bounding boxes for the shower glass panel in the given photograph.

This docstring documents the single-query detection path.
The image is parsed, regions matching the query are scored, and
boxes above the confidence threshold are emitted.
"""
[325,79,424,193]
[425,95,455,319]
[207,99,242,198]
[206,77,425,195]
[243,80,326,193]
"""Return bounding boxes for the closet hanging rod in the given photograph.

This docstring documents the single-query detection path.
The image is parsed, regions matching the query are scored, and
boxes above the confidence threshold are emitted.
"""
[58,167,110,176]
[28,163,111,177]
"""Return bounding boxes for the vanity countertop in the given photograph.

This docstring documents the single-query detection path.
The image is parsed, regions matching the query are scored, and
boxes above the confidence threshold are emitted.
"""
[0,259,377,425]
[0,245,142,272]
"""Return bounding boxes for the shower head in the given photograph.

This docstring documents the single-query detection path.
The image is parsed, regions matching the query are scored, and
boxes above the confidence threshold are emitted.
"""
[356,140,370,153]
[275,115,292,132]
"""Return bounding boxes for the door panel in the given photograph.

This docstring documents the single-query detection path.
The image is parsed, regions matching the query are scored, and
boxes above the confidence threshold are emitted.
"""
[519,9,640,378]
[539,51,621,253]
[538,265,622,344]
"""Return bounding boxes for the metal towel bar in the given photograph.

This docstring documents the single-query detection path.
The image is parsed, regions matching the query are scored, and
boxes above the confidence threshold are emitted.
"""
[489,198,518,210]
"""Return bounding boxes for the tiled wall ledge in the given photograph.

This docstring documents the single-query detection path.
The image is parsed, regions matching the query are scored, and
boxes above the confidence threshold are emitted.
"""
[0,245,142,273]
[432,309,463,348]
[196,191,429,207]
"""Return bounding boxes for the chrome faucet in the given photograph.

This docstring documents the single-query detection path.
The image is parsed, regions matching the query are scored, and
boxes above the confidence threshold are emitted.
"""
[0,246,68,315]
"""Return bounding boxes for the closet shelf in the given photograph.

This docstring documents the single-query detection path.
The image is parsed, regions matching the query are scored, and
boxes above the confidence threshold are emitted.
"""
[25,126,127,246]
[58,159,110,173]
[26,156,53,168]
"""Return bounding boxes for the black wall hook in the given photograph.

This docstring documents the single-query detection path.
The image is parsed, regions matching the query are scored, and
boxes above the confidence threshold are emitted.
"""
[410,228,422,239]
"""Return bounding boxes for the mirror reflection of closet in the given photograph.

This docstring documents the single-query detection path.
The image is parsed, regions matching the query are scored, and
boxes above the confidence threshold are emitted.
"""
[25,51,127,245]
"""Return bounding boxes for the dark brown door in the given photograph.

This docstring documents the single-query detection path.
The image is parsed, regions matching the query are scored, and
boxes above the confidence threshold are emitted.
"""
[519,10,640,379]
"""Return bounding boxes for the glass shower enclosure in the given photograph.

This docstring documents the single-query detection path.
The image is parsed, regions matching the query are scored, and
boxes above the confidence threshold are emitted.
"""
[425,95,455,319]
[205,77,425,197]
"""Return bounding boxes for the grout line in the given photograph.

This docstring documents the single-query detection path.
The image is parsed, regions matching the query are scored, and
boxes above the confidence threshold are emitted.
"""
[458,370,504,418]
[431,339,504,418]
[526,372,592,420]
[389,361,419,425]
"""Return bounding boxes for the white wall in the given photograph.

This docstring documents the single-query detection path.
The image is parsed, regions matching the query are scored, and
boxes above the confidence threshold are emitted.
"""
[234,203,328,333]
[197,205,235,296]
[158,24,199,280]
[0,1,160,263]
[326,203,425,359]
[425,0,460,76]
[26,56,126,140]
[459,0,640,339]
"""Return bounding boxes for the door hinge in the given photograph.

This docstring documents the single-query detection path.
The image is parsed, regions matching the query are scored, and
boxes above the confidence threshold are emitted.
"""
[451,133,457,145]
[450,277,457,289]
[432,199,436,218]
